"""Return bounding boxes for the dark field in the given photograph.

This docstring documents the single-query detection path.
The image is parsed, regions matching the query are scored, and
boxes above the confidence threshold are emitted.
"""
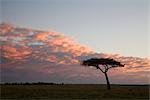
[1,84,149,100]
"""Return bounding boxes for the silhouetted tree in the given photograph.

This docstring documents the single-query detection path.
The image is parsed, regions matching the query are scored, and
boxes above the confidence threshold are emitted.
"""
[82,58,124,90]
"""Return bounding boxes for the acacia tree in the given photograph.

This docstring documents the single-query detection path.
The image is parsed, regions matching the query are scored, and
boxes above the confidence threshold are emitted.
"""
[82,58,124,90]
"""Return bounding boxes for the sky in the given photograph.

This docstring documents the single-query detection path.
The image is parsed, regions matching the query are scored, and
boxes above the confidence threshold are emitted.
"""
[0,23,149,84]
[1,0,149,57]
[0,0,149,84]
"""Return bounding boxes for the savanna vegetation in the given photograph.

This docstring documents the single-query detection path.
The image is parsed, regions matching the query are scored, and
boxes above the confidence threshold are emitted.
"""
[1,84,149,100]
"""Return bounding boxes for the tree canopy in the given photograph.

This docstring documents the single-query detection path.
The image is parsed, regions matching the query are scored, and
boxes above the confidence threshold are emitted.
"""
[82,58,124,73]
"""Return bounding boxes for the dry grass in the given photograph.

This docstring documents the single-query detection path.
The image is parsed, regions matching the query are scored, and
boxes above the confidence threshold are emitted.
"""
[1,84,149,100]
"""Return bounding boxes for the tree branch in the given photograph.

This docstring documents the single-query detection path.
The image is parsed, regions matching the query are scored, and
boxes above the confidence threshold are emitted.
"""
[104,65,108,72]
[96,65,105,73]
[105,65,118,72]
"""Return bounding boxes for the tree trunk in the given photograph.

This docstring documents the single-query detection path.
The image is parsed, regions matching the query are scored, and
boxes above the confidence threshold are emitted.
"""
[104,72,111,90]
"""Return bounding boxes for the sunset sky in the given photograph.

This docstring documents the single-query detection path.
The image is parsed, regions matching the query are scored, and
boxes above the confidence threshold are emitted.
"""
[2,0,148,57]
[0,0,149,84]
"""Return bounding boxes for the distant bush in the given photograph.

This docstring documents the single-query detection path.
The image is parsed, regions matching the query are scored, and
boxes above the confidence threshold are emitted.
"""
[2,82,65,85]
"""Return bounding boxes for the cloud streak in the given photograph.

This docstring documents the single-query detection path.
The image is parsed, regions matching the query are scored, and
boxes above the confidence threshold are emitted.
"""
[0,23,149,84]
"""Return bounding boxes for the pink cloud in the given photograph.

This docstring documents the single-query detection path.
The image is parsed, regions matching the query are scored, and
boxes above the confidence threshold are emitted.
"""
[0,23,149,84]
[0,23,13,34]
[34,32,57,41]
[1,44,32,60]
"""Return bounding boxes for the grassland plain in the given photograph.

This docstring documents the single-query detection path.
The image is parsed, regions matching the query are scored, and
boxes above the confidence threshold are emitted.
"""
[0,84,149,100]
